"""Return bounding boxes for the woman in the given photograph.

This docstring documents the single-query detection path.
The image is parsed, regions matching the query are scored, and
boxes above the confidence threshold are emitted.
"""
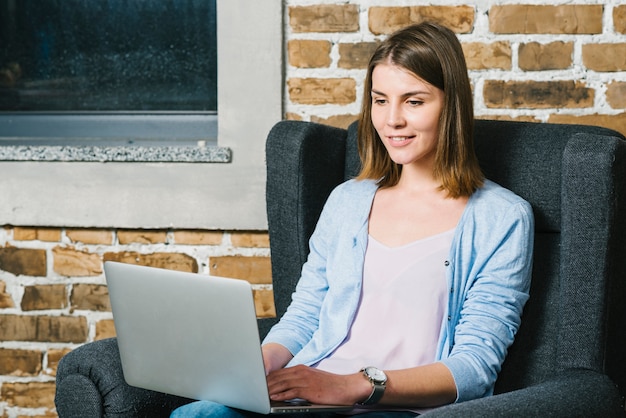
[172,21,534,417]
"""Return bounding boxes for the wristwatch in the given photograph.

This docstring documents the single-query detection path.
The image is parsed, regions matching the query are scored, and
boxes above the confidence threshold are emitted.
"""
[360,366,387,405]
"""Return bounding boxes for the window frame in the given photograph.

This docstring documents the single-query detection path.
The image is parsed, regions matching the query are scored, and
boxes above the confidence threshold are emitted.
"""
[0,112,218,145]
[0,0,283,230]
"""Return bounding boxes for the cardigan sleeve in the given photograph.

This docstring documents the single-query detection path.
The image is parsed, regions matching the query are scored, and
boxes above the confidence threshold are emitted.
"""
[262,179,377,362]
[262,183,347,355]
[442,190,534,402]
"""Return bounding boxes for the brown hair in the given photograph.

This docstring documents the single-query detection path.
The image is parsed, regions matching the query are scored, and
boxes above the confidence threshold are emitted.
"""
[356,22,483,198]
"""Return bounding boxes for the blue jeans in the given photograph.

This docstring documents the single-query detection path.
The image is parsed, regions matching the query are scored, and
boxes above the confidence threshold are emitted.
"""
[170,401,420,418]
[170,401,249,418]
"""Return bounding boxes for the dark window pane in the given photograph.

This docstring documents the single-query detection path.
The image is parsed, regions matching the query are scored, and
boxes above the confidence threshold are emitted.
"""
[0,0,217,111]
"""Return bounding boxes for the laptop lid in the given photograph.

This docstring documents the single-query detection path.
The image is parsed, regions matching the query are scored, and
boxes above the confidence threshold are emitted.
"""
[105,261,272,413]
[105,261,353,415]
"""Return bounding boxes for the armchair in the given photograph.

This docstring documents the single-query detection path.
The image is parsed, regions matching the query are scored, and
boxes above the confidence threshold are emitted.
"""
[55,119,626,417]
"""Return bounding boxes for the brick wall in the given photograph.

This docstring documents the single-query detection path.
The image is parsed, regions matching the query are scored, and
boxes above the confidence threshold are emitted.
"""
[2,1,626,416]
[286,2,626,135]
[0,227,272,417]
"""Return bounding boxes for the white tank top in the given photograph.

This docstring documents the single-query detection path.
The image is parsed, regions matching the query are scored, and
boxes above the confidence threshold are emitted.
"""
[314,229,454,374]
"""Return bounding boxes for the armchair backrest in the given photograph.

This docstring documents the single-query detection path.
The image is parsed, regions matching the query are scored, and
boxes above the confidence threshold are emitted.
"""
[264,119,626,399]
[468,120,626,397]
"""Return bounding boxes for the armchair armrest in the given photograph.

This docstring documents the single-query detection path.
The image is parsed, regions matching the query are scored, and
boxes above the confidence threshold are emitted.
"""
[55,338,191,418]
[422,369,623,418]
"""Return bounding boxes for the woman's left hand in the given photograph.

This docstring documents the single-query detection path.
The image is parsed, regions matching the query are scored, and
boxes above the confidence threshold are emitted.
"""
[266,365,370,406]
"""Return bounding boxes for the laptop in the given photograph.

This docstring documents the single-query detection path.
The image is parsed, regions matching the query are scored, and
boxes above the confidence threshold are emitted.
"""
[104,261,354,414]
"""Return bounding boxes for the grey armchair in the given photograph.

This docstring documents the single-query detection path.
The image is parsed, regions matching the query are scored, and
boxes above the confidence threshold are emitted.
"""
[56,119,626,417]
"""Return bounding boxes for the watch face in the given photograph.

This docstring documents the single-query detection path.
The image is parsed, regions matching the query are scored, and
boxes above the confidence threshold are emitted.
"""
[365,366,387,382]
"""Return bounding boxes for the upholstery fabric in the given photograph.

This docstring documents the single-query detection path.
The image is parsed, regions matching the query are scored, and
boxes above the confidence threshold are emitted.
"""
[55,338,191,417]
[421,369,621,417]
[55,119,626,417]
[265,121,348,330]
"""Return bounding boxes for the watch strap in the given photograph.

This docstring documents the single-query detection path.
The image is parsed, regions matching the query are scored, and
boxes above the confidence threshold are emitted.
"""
[361,381,385,405]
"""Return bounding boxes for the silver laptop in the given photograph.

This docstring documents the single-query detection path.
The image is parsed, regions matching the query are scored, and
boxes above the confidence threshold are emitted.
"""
[104,261,353,414]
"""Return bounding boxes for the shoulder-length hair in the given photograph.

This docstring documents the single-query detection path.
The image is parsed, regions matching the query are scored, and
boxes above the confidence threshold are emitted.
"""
[356,22,483,198]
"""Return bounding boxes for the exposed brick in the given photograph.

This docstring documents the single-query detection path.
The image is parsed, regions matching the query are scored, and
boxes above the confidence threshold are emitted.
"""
[483,80,594,109]
[173,230,223,245]
[118,230,168,244]
[95,319,116,341]
[52,246,102,277]
[0,280,14,308]
[0,349,42,376]
[285,112,303,121]
[209,256,272,285]
[254,289,276,318]
[615,6,626,34]
[103,251,198,273]
[549,113,626,138]
[70,284,110,311]
[289,5,359,33]
[489,5,602,34]
[369,6,474,35]
[21,412,58,418]
[13,227,61,242]
[476,114,541,123]
[310,114,359,129]
[0,315,88,343]
[1,381,56,408]
[230,232,270,248]
[288,78,356,105]
[284,112,304,120]
[66,228,113,245]
[0,247,46,277]
[338,42,379,69]
[519,42,573,71]
[462,41,511,70]
[607,82,626,109]
[582,43,626,72]
[288,40,332,68]
[46,348,71,376]
[21,285,68,311]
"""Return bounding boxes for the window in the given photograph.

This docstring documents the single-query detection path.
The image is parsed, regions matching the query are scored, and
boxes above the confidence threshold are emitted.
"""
[0,0,282,230]
[0,0,217,143]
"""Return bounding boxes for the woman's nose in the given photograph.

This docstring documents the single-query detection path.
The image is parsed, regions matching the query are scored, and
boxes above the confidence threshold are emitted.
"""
[386,104,405,128]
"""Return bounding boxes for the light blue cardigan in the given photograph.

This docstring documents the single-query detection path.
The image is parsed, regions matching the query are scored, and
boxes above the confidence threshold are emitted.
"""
[263,178,534,403]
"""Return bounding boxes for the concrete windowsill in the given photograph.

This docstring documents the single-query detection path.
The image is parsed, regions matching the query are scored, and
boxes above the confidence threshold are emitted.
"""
[0,144,231,163]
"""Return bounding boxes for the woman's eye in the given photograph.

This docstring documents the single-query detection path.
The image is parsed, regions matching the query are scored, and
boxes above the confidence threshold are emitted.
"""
[408,100,424,106]
[373,98,387,105]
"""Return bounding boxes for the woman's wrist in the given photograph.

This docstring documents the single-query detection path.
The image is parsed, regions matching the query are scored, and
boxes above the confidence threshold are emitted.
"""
[351,371,379,405]
[261,343,293,373]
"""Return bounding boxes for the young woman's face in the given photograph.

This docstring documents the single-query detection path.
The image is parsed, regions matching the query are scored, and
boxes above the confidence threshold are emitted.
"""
[370,63,445,170]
